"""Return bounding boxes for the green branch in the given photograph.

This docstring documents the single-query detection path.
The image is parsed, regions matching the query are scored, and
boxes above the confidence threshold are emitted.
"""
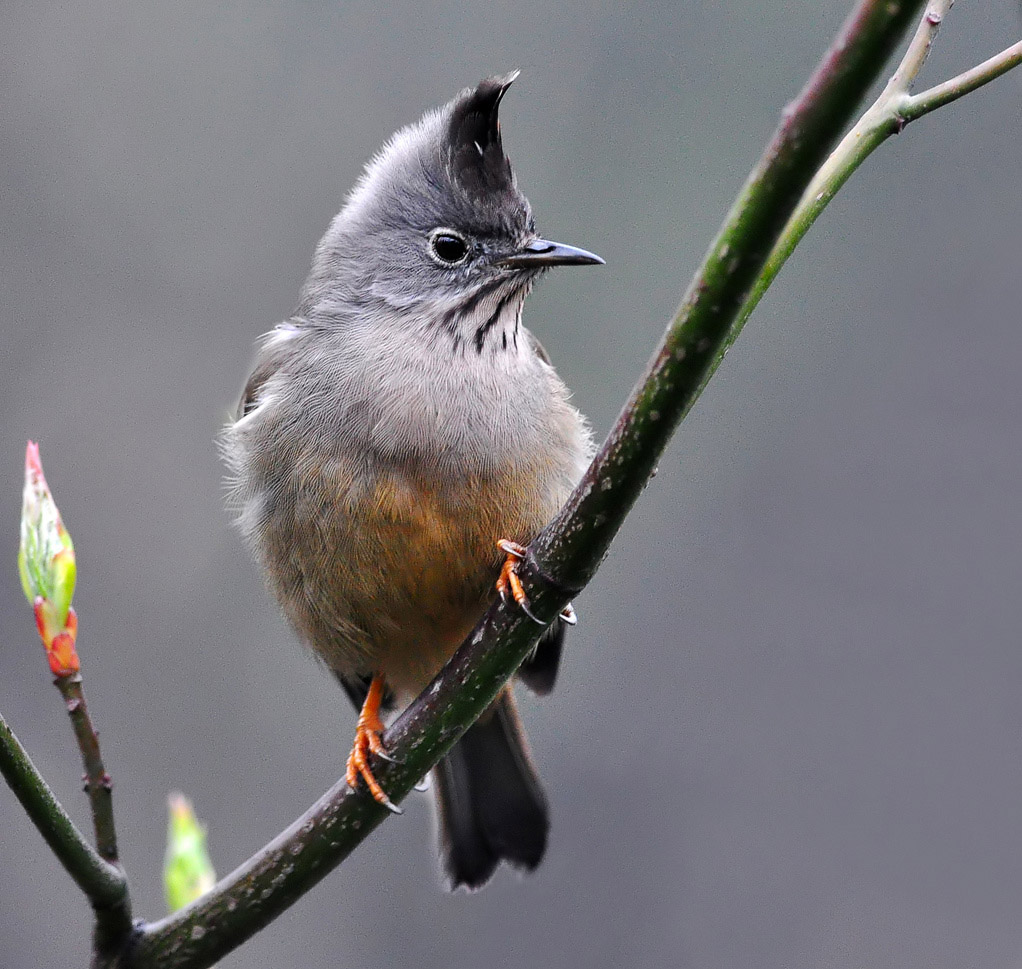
[0,708,127,910]
[719,0,1021,349]
[903,38,1022,119]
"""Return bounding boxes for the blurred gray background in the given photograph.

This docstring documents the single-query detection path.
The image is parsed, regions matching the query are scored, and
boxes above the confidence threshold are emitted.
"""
[2,1,1021,966]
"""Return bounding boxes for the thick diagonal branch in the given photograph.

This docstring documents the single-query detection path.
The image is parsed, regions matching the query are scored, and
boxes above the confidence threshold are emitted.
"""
[127,3,929,967]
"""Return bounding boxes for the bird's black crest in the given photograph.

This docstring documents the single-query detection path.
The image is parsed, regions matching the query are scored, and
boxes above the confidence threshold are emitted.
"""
[448,72,518,198]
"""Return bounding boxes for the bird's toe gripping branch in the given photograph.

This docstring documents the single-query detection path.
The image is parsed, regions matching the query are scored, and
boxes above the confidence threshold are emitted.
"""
[345,675,402,815]
[495,539,577,626]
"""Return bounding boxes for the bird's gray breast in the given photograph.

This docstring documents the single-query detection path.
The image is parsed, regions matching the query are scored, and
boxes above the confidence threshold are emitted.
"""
[291,319,561,477]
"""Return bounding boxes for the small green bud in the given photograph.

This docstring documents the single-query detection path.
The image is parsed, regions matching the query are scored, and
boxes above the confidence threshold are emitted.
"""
[164,792,216,913]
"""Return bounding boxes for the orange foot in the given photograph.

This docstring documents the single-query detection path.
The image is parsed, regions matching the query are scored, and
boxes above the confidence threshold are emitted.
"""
[345,675,402,814]
[496,539,579,627]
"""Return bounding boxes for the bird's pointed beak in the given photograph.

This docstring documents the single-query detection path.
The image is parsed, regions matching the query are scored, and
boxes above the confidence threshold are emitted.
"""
[496,238,605,269]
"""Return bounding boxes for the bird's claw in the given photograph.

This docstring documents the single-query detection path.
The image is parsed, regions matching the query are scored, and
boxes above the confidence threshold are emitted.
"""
[495,539,545,625]
[345,676,403,814]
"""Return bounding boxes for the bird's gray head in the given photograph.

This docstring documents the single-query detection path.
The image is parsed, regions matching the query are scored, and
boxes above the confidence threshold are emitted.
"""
[297,72,602,353]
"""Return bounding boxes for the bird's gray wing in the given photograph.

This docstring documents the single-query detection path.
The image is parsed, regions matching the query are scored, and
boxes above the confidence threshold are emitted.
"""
[236,323,307,418]
[237,351,279,417]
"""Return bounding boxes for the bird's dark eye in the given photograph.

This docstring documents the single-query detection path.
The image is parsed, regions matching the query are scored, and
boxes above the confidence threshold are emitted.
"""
[429,229,469,265]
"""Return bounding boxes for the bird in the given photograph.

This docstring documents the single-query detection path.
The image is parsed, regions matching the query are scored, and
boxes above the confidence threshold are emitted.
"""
[221,72,602,890]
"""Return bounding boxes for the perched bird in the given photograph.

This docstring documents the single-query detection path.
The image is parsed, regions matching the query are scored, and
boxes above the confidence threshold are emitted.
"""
[222,73,602,889]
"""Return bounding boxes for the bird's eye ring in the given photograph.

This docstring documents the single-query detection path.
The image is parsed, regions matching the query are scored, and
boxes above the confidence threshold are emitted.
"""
[428,229,469,266]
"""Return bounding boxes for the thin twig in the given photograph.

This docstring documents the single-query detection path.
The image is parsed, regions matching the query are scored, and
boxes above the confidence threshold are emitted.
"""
[706,8,1020,369]
[0,707,127,908]
[50,673,134,961]
[53,674,120,865]
[903,39,1022,119]
[126,3,929,967]
[887,0,952,93]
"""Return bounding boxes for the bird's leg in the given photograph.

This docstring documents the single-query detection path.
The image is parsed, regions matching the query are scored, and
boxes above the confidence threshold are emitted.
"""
[496,539,577,626]
[345,675,401,814]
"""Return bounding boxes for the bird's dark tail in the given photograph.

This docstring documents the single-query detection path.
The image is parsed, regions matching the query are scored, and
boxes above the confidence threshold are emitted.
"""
[433,688,548,890]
